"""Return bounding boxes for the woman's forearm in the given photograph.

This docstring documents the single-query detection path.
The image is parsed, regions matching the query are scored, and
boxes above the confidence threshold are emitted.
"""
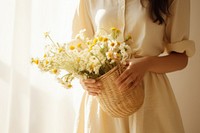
[145,52,188,74]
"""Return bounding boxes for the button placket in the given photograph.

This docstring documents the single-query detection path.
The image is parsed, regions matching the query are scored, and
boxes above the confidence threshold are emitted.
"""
[117,0,126,41]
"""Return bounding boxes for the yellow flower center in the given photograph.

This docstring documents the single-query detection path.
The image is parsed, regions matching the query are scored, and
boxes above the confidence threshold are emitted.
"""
[125,35,132,41]
[58,47,64,53]
[89,64,95,70]
[45,60,49,64]
[77,43,82,48]
[93,38,98,44]
[52,69,58,74]
[116,29,121,34]
[44,32,49,38]
[86,41,91,45]
[67,84,72,88]
[110,42,115,47]
[43,54,47,58]
[103,38,108,42]
[98,36,103,42]
[69,45,75,50]
[111,27,117,31]
[88,43,95,52]
[31,58,39,65]
[107,51,113,59]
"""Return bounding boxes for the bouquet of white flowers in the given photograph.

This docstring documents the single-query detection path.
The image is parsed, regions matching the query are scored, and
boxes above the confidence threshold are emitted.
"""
[31,27,132,88]
[31,27,144,117]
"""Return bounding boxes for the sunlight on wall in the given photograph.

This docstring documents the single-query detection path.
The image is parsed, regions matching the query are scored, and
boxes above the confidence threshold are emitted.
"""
[167,1,200,132]
[30,0,82,132]
[0,0,15,66]
[30,0,80,99]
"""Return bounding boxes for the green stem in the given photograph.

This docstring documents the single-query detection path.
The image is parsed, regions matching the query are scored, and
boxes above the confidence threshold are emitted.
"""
[90,52,103,66]
[47,35,59,47]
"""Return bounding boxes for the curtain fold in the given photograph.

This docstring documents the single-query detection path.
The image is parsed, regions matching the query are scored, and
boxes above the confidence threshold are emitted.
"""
[8,0,31,132]
[0,0,81,133]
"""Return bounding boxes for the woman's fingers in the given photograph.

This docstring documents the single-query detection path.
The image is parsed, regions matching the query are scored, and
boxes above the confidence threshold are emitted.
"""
[81,79,102,96]
[86,86,102,95]
[115,68,131,86]
[84,82,102,88]
[118,76,136,90]
[133,76,143,88]
[82,79,102,87]
[87,87,101,93]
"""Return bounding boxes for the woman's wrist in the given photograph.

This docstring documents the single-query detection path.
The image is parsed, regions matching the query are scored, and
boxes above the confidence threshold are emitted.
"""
[142,52,188,74]
[142,56,155,73]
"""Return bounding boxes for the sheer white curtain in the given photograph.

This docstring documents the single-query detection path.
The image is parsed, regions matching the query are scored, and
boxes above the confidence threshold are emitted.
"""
[0,0,83,133]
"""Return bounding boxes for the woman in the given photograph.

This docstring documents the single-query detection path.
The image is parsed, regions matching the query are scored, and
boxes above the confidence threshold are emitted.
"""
[72,0,195,132]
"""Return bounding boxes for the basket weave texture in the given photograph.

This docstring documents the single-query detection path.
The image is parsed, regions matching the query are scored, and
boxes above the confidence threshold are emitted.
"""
[96,66,144,117]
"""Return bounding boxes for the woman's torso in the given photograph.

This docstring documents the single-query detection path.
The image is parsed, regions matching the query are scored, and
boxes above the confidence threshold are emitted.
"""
[87,0,166,56]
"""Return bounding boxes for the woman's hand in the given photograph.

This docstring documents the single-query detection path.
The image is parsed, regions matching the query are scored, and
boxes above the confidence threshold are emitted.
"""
[80,79,102,96]
[115,52,188,90]
[115,57,151,90]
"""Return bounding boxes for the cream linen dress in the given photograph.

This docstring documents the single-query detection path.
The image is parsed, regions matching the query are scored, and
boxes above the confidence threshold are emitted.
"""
[71,0,195,133]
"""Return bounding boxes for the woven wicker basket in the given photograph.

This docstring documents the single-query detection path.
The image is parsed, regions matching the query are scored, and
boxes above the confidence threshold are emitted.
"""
[96,66,144,117]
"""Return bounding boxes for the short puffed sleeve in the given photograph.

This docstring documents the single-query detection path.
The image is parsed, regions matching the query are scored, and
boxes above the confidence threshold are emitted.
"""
[71,0,94,38]
[164,0,195,57]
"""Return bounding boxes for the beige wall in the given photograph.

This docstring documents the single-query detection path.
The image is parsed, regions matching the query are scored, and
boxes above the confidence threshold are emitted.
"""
[167,0,200,133]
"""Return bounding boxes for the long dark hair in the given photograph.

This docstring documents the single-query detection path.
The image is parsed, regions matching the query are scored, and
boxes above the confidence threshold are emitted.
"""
[141,0,171,24]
